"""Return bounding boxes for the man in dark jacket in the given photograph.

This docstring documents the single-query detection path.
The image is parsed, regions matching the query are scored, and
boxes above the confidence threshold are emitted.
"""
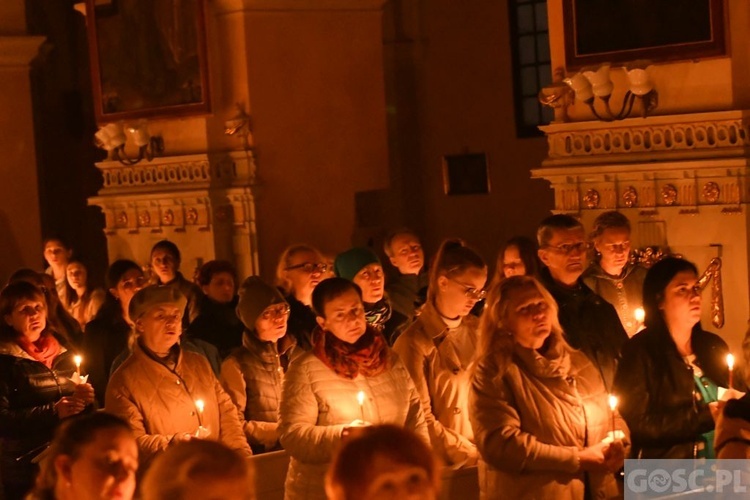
[383,228,428,321]
[537,214,628,390]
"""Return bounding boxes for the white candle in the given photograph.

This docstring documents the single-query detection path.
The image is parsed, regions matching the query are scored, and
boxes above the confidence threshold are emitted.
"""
[634,307,645,324]
[608,394,618,438]
[195,399,204,414]
[357,391,365,423]
[727,354,735,388]
[73,355,82,377]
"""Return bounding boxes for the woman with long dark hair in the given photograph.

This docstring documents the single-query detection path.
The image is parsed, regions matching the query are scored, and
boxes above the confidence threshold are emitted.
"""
[614,257,729,459]
[65,259,106,329]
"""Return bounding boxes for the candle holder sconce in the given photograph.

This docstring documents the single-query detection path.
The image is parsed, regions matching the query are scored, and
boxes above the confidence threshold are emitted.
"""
[94,120,165,166]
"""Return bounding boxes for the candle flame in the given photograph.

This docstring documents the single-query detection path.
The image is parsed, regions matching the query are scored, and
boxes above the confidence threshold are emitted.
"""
[73,355,82,367]
[608,394,618,411]
[634,308,645,323]
[357,391,365,406]
[195,399,204,413]
[727,353,735,371]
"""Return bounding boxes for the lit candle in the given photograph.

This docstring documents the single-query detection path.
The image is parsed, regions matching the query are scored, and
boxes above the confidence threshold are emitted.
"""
[727,354,735,388]
[73,355,82,377]
[634,307,645,324]
[608,394,618,439]
[195,399,204,415]
[357,391,365,423]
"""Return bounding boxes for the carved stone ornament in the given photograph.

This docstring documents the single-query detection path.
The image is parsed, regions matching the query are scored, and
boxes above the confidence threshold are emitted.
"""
[622,186,638,208]
[583,189,600,209]
[186,207,199,225]
[162,209,175,226]
[115,211,128,227]
[702,182,720,203]
[660,184,678,206]
[138,211,151,226]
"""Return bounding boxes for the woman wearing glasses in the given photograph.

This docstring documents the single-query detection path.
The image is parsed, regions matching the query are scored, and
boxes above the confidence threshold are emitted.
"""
[393,239,487,468]
[82,260,146,405]
[276,245,328,351]
[221,277,295,454]
[582,211,647,337]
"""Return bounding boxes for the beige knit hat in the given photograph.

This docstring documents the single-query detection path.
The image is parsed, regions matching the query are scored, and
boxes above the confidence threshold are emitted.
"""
[128,285,187,321]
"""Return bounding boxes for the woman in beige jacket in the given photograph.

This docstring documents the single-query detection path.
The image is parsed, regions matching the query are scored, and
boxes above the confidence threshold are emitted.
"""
[105,286,252,471]
[393,239,487,467]
[279,277,428,500]
[470,276,627,500]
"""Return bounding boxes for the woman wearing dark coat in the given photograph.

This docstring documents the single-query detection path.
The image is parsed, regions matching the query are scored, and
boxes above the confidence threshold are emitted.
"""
[614,257,729,459]
[0,281,94,499]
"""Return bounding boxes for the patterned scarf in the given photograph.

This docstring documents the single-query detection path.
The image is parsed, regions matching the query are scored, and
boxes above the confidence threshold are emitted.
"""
[312,326,389,379]
[365,298,392,331]
[17,332,61,369]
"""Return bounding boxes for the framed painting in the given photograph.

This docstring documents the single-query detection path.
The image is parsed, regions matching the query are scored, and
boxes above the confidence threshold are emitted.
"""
[85,0,211,123]
[442,153,491,196]
[563,0,727,69]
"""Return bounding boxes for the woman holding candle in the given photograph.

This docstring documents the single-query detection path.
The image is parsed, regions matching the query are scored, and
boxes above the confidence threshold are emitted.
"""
[614,257,729,459]
[105,285,251,472]
[0,281,95,499]
[470,275,627,500]
[220,276,296,454]
[393,239,487,467]
[582,211,647,337]
[279,277,427,500]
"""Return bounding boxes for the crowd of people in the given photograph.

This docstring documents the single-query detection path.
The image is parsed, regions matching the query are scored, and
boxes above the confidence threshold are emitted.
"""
[0,210,748,500]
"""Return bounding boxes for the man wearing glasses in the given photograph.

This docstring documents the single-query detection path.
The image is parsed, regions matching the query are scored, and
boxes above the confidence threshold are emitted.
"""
[537,214,628,390]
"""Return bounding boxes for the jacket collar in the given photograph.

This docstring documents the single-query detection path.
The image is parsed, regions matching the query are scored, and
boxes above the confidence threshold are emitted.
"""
[585,261,636,282]
[512,333,571,380]
[419,301,463,341]
[242,329,295,359]
[0,335,68,361]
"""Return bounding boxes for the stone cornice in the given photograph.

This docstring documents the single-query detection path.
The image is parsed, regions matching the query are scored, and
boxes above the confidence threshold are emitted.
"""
[211,0,386,15]
[0,36,46,68]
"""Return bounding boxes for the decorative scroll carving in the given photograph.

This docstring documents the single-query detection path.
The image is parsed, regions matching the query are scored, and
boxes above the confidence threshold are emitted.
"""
[622,186,638,208]
[661,184,678,206]
[701,182,720,203]
[696,257,724,329]
[583,189,600,209]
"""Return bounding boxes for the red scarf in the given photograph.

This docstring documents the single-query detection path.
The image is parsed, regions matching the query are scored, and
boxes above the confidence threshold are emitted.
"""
[17,333,61,369]
[312,326,389,379]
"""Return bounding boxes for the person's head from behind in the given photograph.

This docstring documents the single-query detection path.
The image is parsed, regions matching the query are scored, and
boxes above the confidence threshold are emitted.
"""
[428,239,487,319]
[497,236,539,280]
[590,211,632,276]
[275,244,327,302]
[326,425,440,500]
[150,240,181,284]
[198,260,237,304]
[642,257,701,334]
[313,277,367,344]
[334,248,385,304]
[384,229,424,276]
[0,280,47,343]
[537,214,587,286]
[236,276,290,343]
[140,440,253,500]
[31,412,137,500]
[43,236,72,270]
[479,276,562,360]
[128,286,187,355]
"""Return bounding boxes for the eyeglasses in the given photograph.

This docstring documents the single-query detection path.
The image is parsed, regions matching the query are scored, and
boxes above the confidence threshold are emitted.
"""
[449,278,487,300]
[261,304,291,320]
[516,301,549,317]
[285,262,328,274]
[546,241,589,255]
[602,241,631,253]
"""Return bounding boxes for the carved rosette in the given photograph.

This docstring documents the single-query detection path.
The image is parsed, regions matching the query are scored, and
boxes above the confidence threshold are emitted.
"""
[186,208,199,225]
[622,186,638,208]
[138,211,151,227]
[116,211,128,227]
[583,189,600,209]
[660,184,678,206]
[162,209,175,226]
[702,182,720,204]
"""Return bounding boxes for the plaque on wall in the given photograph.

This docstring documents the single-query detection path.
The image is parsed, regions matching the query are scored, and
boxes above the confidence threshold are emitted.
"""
[85,0,211,123]
[563,0,727,69]
[442,153,490,196]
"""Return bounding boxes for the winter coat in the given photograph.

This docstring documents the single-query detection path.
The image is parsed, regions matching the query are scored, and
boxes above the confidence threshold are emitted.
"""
[392,301,478,466]
[0,339,80,498]
[82,302,131,406]
[186,295,244,359]
[715,393,750,459]
[470,334,627,500]
[583,263,647,337]
[613,326,728,459]
[385,269,429,320]
[278,349,429,500]
[105,340,252,470]
[539,267,628,391]
[220,331,296,454]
